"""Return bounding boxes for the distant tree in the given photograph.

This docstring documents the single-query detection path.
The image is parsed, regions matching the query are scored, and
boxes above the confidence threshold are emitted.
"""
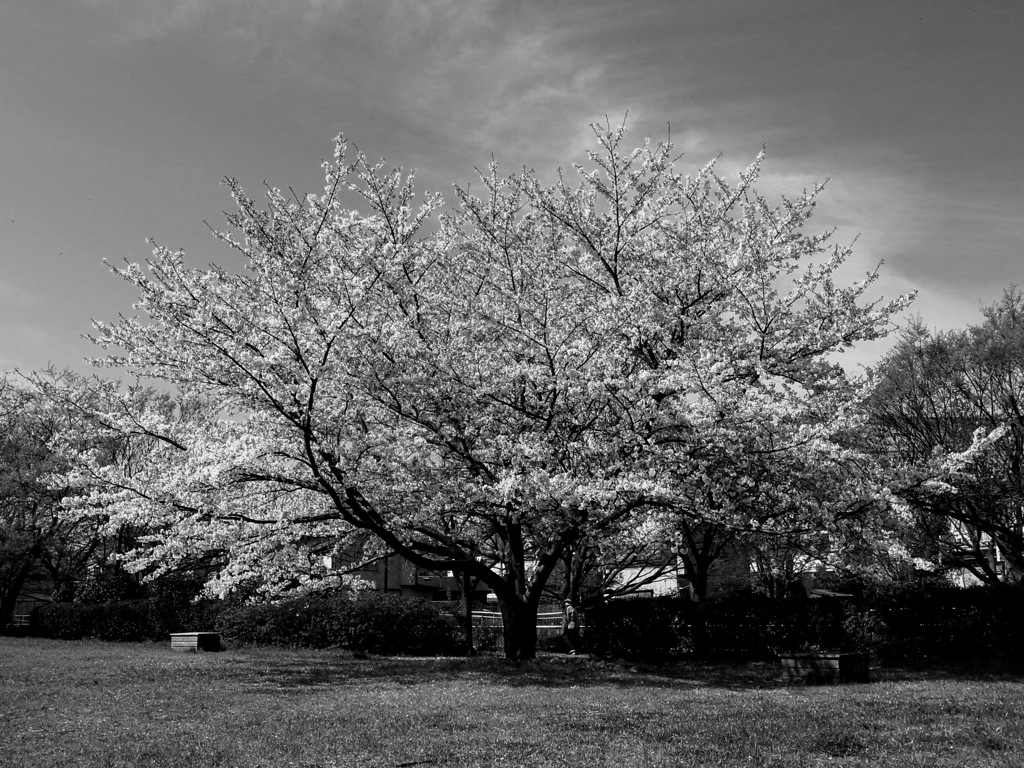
[869,289,1024,583]
[59,123,910,659]
[0,371,115,627]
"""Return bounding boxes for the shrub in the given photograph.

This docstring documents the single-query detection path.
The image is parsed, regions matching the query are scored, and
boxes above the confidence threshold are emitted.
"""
[586,595,850,661]
[148,595,224,637]
[31,600,153,642]
[216,593,463,656]
[472,625,504,654]
[28,590,460,655]
[341,593,460,655]
[858,582,1024,665]
[71,570,146,605]
[586,596,691,660]
[31,568,224,643]
[706,595,849,657]
[586,583,1024,665]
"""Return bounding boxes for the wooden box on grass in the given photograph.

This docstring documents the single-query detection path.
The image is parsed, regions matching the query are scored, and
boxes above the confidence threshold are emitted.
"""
[779,652,869,684]
[170,632,222,653]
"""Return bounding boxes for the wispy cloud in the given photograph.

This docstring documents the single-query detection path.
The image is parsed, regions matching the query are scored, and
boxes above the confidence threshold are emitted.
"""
[13,0,1017,372]
[70,1,796,176]
[75,1,621,165]
[80,0,354,41]
[80,0,228,39]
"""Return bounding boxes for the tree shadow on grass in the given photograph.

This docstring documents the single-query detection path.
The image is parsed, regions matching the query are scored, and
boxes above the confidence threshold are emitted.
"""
[871,661,1024,684]
[220,652,788,692]
[218,648,1024,694]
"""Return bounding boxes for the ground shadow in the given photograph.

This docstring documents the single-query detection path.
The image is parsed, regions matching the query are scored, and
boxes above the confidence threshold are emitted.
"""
[222,652,794,692]
[871,661,1024,684]
[218,649,1024,693]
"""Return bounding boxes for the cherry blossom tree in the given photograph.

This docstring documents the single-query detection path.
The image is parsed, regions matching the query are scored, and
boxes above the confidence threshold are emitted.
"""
[66,123,910,658]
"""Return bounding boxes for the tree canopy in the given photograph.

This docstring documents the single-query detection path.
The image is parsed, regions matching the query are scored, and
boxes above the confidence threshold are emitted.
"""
[59,123,911,658]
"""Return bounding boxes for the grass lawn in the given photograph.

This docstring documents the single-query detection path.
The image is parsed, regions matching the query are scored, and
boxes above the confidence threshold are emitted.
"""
[3,637,1024,767]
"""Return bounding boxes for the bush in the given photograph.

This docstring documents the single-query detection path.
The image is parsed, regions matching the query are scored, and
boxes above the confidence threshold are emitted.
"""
[472,624,504,654]
[536,631,570,654]
[856,582,1024,665]
[149,595,224,637]
[71,570,146,605]
[586,595,849,661]
[28,590,462,655]
[586,596,691,660]
[216,593,463,656]
[31,600,154,642]
[342,594,461,655]
[705,595,848,658]
[585,583,1024,665]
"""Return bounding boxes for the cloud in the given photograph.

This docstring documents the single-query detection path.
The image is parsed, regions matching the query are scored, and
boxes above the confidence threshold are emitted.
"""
[80,0,226,39]
[66,0,1021,343]
[69,2,773,178]
[80,0,355,41]
[74,1,617,161]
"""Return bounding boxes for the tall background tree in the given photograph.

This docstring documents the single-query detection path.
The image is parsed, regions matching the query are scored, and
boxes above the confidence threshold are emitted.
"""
[57,123,910,658]
[869,288,1024,583]
[0,371,114,627]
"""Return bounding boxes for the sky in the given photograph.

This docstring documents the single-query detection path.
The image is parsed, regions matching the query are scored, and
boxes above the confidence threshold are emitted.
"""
[1,0,1022,375]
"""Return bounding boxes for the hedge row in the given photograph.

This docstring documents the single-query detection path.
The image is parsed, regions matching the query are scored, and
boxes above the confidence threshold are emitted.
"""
[585,583,1024,664]
[29,598,219,643]
[30,592,464,656]
[216,593,463,655]
[30,582,1024,664]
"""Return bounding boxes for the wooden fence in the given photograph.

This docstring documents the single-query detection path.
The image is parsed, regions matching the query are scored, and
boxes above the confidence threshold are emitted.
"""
[471,606,564,633]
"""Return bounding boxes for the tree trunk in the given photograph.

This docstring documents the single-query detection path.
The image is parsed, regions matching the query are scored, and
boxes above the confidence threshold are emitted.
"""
[678,549,712,658]
[497,596,539,661]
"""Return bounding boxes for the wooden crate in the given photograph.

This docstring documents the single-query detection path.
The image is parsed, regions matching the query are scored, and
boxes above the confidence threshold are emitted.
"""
[170,632,222,653]
[779,652,869,684]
